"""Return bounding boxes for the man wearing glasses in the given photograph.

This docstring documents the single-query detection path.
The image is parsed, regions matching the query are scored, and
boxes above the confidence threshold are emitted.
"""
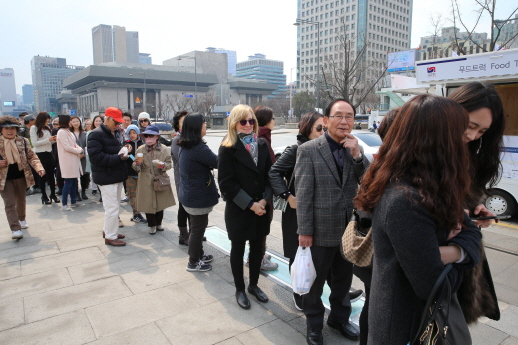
[87,107,132,246]
[295,99,369,345]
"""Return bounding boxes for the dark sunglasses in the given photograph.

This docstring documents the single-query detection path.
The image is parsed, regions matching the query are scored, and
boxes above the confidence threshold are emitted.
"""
[239,119,256,126]
[314,124,323,132]
[139,119,149,123]
[143,134,156,138]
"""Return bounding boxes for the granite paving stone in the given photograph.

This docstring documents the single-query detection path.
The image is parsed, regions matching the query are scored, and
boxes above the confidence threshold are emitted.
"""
[234,318,307,344]
[0,242,60,264]
[85,284,198,337]
[155,295,278,345]
[488,306,518,339]
[0,267,73,299]
[0,261,21,281]
[500,336,518,345]
[469,322,509,345]
[0,309,96,345]
[24,275,133,323]
[83,322,171,345]
[67,251,155,285]
[177,272,236,306]
[0,297,24,332]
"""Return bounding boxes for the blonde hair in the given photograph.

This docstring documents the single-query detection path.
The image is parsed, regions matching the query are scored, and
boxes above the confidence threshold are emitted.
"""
[221,104,258,147]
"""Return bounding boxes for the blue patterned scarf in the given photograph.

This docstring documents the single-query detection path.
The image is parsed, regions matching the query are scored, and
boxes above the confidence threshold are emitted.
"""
[237,132,258,166]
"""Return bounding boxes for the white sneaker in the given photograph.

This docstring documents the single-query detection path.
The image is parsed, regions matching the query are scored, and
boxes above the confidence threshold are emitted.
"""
[149,226,156,235]
[62,205,72,211]
[19,220,28,229]
[11,230,23,239]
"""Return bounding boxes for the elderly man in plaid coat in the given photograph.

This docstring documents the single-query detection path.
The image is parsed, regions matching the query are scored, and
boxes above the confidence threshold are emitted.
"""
[295,99,370,345]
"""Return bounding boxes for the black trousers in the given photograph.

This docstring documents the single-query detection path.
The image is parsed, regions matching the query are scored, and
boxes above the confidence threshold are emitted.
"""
[76,173,90,194]
[187,213,208,264]
[230,237,264,291]
[302,245,353,332]
[146,210,164,227]
[177,202,190,228]
[36,152,56,198]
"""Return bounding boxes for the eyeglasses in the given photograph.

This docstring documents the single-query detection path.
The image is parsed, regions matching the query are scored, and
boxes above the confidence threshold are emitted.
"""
[239,119,256,126]
[143,134,156,138]
[329,115,355,122]
[139,119,149,123]
[314,124,324,132]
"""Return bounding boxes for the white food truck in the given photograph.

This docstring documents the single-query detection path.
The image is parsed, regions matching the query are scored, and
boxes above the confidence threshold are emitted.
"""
[392,49,518,216]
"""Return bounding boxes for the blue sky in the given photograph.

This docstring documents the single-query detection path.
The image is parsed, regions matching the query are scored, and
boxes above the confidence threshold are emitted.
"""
[1,0,515,94]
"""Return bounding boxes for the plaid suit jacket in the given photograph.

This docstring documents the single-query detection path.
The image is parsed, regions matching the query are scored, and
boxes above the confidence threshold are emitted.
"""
[294,133,369,247]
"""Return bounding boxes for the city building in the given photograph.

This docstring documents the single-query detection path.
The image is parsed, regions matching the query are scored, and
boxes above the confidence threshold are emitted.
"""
[62,62,276,120]
[0,68,17,115]
[92,24,140,65]
[235,54,287,98]
[206,47,237,76]
[22,84,34,106]
[494,14,518,50]
[296,0,413,102]
[31,56,84,112]
[139,53,152,65]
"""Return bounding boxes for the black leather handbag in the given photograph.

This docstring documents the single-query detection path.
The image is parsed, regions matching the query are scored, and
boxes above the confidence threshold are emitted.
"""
[412,264,472,345]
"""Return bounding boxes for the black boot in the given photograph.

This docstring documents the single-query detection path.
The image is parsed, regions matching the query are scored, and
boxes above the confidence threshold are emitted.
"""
[81,190,88,200]
[76,189,82,201]
[179,226,189,246]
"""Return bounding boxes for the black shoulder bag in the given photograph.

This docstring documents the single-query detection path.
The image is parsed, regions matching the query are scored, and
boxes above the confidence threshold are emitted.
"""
[412,264,472,345]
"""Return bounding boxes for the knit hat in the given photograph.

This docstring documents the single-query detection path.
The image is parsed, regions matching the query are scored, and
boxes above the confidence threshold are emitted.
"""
[105,107,123,122]
[138,112,151,121]
[126,124,140,135]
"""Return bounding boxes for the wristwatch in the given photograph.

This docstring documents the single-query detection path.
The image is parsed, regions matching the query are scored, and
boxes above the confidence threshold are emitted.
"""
[353,152,363,163]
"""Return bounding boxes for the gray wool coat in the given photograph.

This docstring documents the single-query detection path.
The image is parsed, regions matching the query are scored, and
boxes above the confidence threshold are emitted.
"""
[294,133,369,247]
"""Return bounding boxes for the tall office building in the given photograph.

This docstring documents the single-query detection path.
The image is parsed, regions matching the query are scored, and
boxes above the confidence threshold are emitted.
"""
[206,47,237,76]
[22,84,34,106]
[31,56,84,112]
[139,53,152,64]
[296,0,413,96]
[92,24,140,65]
[235,54,287,98]
[0,68,17,115]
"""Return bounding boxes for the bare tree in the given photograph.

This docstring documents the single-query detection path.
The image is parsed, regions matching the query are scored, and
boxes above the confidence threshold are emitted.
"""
[292,90,316,119]
[304,25,387,112]
[450,0,518,52]
[265,93,291,118]
[162,94,194,117]
[197,93,217,116]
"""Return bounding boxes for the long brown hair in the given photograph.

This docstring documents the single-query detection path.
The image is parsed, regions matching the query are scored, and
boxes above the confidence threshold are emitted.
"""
[35,112,51,138]
[355,94,471,231]
[69,116,83,135]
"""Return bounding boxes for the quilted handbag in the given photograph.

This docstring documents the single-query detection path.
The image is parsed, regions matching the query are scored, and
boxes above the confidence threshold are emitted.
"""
[340,209,373,267]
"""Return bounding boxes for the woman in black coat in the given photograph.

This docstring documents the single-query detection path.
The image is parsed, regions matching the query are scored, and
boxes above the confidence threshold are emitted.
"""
[218,104,273,310]
[268,111,324,309]
[355,95,482,345]
[178,114,219,272]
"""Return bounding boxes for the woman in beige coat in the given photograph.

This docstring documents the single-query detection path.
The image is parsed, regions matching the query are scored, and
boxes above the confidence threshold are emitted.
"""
[56,115,84,211]
[133,125,175,234]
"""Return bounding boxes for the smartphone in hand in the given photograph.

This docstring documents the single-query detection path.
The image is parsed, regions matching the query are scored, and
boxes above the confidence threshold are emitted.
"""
[471,215,511,220]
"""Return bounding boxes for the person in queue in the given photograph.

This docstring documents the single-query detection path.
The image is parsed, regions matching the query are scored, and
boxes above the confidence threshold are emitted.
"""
[268,111,324,310]
[132,124,175,235]
[87,115,104,201]
[295,99,369,344]
[70,116,89,201]
[124,124,147,224]
[218,104,273,310]
[0,115,45,239]
[171,110,191,245]
[138,112,171,147]
[30,112,59,205]
[178,114,219,272]
[56,115,85,211]
[87,108,130,246]
[253,105,278,271]
[355,94,482,345]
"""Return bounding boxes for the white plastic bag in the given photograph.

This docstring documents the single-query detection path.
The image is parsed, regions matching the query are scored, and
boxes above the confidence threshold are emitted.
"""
[290,246,317,295]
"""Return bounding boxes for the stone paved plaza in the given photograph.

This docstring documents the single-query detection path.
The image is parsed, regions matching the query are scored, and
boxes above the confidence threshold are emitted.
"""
[1,167,518,344]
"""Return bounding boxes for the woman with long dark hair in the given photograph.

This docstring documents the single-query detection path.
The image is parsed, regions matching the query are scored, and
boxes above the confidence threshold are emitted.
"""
[218,104,273,310]
[268,111,324,309]
[87,115,104,200]
[448,81,505,323]
[355,95,482,345]
[178,114,219,272]
[30,112,59,204]
[70,116,89,201]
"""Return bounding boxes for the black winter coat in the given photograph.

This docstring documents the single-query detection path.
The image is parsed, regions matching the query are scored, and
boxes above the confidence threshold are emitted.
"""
[125,139,143,177]
[87,124,128,185]
[218,138,273,242]
[178,142,219,208]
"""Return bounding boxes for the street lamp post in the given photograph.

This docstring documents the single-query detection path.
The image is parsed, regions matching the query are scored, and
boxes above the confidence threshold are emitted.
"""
[177,55,198,112]
[294,18,321,111]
